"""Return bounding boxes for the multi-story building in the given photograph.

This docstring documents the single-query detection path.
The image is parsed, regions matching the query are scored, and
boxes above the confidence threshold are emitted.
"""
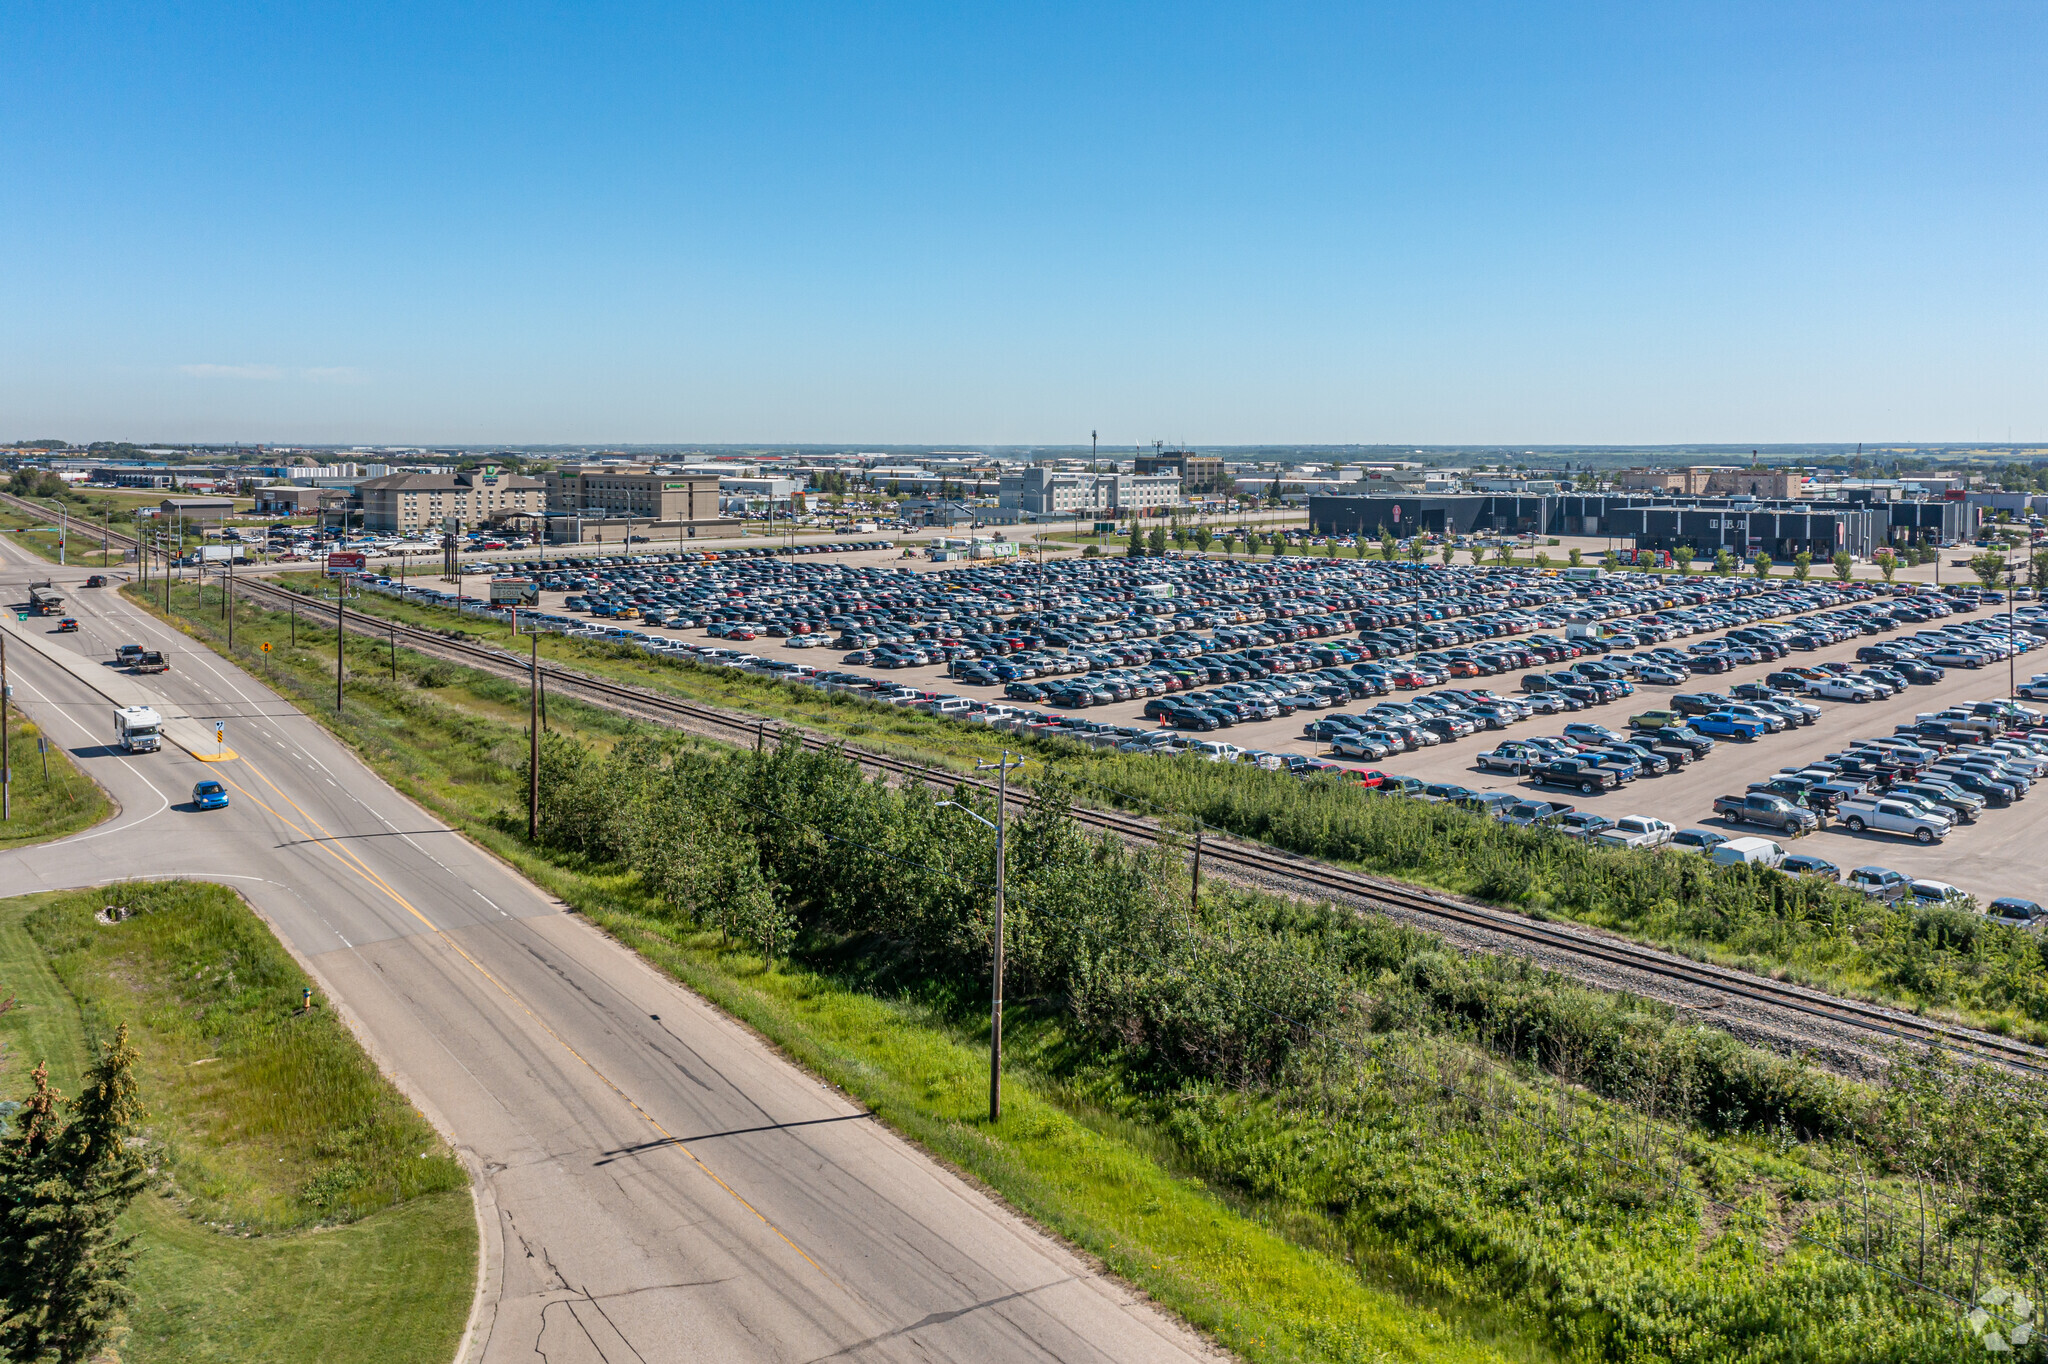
[540,466,721,522]
[1616,466,1806,499]
[997,466,1181,518]
[1134,450,1228,493]
[355,468,546,534]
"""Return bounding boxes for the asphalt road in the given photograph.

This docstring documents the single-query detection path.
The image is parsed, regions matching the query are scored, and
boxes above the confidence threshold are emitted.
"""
[0,547,1216,1364]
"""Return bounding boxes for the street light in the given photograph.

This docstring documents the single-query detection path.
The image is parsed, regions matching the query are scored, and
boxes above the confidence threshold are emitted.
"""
[934,747,1024,1124]
[35,498,67,566]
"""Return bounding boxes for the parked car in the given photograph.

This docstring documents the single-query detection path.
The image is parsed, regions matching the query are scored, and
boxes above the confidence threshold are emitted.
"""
[1988,897,2047,930]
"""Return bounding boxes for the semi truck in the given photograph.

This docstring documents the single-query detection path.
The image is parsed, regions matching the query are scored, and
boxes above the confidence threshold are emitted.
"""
[113,706,161,753]
[27,582,62,615]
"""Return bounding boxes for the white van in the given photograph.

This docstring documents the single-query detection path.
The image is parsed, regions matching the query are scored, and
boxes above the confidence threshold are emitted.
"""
[1192,741,1245,763]
[1710,836,1787,869]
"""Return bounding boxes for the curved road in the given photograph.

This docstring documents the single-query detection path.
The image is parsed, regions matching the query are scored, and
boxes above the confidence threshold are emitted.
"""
[0,547,1215,1364]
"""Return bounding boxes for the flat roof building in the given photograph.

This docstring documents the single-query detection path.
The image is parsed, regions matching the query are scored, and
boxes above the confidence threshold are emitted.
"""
[356,468,545,534]
[541,466,721,523]
[160,496,234,523]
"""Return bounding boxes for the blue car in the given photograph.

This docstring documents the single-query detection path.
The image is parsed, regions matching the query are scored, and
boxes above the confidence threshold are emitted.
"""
[191,780,230,811]
[1691,711,1768,741]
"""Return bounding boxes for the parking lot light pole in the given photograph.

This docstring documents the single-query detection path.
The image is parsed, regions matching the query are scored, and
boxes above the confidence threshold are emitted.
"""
[2009,568,2018,700]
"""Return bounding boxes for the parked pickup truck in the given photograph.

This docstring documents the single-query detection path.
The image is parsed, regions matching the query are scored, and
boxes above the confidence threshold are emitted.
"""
[1594,816,1678,849]
[1530,759,1620,795]
[1712,792,1820,836]
[1835,796,1952,844]
[1691,711,1769,741]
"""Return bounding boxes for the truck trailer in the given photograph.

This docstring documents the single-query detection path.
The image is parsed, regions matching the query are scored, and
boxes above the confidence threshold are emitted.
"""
[26,582,63,615]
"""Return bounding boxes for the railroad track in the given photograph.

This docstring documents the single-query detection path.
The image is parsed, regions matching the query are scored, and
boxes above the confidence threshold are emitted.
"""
[33,498,2039,1074]
[161,567,2043,1077]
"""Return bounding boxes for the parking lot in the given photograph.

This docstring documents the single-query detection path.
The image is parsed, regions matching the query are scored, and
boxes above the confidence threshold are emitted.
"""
[365,546,2048,910]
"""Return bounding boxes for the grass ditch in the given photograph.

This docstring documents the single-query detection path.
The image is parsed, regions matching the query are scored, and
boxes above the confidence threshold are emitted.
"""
[0,709,112,849]
[125,576,2024,1362]
[257,572,2048,1044]
[0,881,473,1364]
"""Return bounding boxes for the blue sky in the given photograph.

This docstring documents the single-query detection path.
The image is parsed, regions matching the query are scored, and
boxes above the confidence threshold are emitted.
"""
[4,2,2043,446]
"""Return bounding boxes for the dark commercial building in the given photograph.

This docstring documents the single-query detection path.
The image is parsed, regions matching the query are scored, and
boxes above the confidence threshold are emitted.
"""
[1309,492,1974,560]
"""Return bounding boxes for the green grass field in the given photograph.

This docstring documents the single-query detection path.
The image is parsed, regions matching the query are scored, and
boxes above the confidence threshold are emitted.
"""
[0,711,112,849]
[0,882,474,1364]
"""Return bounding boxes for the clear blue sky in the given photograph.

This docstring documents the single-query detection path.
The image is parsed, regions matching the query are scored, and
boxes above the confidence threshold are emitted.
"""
[4,2,2043,447]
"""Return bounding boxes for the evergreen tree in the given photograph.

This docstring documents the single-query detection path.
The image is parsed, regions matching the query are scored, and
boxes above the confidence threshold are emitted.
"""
[0,1026,148,1364]
[1126,521,1144,557]
[1147,526,1168,555]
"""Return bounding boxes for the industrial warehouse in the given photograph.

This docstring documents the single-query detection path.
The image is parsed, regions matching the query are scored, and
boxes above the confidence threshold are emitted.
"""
[1308,490,1974,559]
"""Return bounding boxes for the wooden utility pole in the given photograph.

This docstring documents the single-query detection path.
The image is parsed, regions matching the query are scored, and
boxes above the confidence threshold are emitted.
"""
[970,750,1024,1123]
[1,628,9,822]
[528,634,540,842]
[335,582,345,712]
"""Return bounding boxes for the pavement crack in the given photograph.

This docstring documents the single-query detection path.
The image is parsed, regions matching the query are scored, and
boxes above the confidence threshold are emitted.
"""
[803,1277,1081,1362]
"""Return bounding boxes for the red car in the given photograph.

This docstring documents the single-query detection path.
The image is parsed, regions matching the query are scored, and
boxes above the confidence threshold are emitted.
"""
[1334,767,1387,789]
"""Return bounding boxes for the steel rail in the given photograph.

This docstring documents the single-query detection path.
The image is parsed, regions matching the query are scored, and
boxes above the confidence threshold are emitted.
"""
[192,570,2048,1075]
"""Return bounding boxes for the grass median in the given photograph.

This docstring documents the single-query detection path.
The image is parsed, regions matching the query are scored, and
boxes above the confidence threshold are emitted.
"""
[0,881,473,1364]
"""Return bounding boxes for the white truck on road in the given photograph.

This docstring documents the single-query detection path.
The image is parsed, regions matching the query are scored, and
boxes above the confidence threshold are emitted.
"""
[113,706,162,754]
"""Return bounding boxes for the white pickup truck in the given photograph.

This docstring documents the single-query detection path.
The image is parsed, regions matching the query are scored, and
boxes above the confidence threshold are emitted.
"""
[1594,815,1678,850]
[1835,796,1952,844]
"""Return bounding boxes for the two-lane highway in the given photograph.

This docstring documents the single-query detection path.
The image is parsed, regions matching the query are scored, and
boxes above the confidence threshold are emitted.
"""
[0,547,1217,1364]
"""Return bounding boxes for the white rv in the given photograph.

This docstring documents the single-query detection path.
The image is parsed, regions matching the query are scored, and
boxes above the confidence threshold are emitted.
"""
[113,706,162,754]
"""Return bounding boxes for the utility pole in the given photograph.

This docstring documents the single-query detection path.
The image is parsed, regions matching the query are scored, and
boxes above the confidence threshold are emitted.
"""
[528,634,540,841]
[335,580,345,713]
[977,751,1020,1121]
[1,627,9,821]
[225,558,234,648]
[1191,831,1203,912]
[935,748,1024,1124]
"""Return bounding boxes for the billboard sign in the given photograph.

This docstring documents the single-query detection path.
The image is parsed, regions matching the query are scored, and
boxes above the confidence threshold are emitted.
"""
[325,551,366,576]
[489,576,539,606]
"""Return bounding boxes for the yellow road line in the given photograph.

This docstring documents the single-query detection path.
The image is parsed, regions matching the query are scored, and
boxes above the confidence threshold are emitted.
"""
[213,752,841,1288]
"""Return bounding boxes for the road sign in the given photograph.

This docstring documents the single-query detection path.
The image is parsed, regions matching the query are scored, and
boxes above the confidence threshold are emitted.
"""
[260,642,272,653]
